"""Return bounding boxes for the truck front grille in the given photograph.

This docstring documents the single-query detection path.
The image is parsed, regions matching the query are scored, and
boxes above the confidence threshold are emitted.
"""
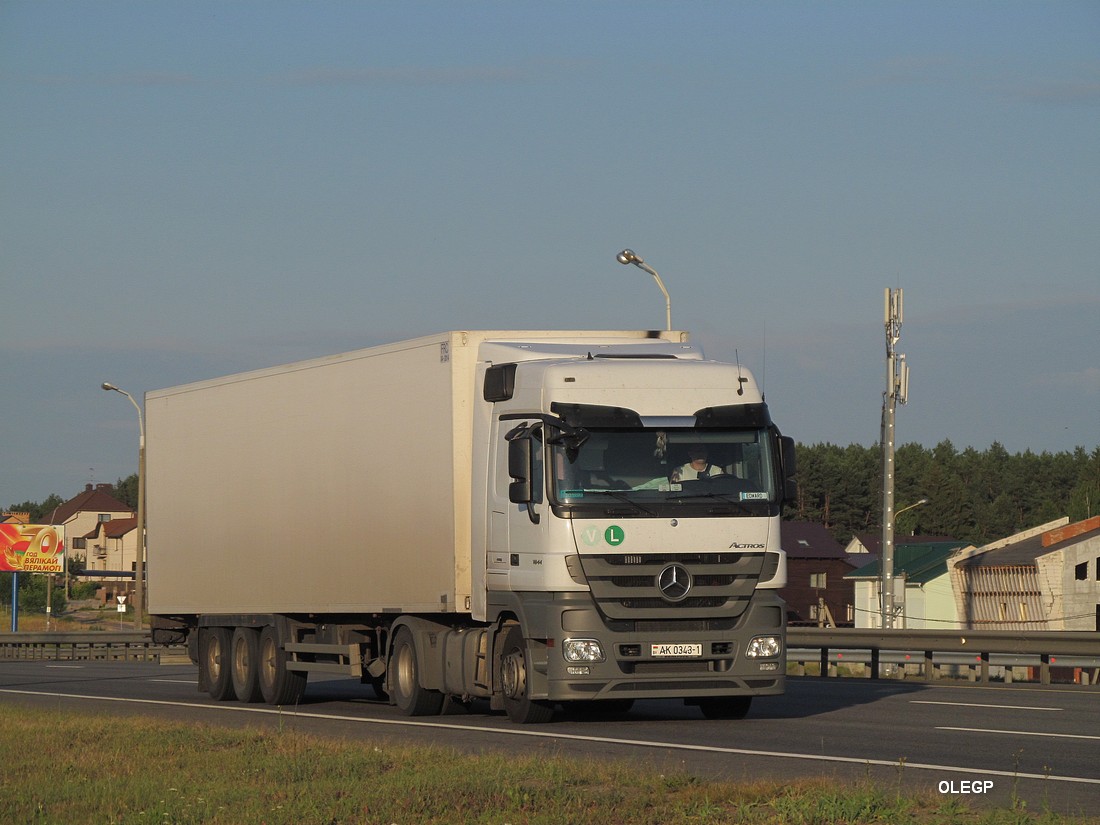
[579,552,766,620]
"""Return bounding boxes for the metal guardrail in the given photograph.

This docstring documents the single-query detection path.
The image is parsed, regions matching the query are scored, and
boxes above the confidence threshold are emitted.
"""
[2,629,1098,686]
[788,628,1100,685]
[0,631,182,663]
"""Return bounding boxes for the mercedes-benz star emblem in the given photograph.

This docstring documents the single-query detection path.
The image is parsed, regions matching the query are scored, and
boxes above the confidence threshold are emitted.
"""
[657,563,692,602]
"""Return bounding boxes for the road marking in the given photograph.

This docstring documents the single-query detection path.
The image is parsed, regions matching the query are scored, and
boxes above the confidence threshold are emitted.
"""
[2,687,1098,786]
[149,679,199,684]
[912,700,1061,711]
[45,665,83,669]
[937,726,1100,741]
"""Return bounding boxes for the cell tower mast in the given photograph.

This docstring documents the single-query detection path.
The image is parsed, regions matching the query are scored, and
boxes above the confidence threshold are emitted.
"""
[881,288,909,629]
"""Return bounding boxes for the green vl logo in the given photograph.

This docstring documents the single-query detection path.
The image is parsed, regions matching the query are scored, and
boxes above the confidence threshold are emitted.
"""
[604,525,625,546]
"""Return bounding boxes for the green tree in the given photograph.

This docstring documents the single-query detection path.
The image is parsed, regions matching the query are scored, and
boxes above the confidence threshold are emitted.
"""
[114,474,139,510]
[789,440,1094,545]
[0,572,66,613]
[4,494,63,522]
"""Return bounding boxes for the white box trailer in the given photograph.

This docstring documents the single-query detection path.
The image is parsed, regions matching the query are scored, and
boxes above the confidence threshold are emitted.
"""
[147,330,485,616]
[148,330,795,722]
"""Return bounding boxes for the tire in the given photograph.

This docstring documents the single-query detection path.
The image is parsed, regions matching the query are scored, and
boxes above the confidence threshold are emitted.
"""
[201,627,236,701]
[389,627,444,716]
[230,627,263,703]
[364,674,388,701]
[697,695,752,720]
[258,625,307,706]
[499,625,554,724]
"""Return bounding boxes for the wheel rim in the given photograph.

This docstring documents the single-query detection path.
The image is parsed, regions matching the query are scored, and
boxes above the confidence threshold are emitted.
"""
[501,648,526,699]
[234,637,250,681]
[206,634,224,682]
[395,640,415,699]
[259,635,276,688]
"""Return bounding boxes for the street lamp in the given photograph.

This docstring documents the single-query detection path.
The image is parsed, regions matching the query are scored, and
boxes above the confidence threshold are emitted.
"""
[881,497,928,630]
[895,498,929,532]
[617,249,672,331]
[101,382,145,628]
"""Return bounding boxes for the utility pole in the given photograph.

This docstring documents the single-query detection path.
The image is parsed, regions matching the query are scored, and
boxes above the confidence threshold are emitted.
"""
[880,288,909,629]
[102,382,145,628]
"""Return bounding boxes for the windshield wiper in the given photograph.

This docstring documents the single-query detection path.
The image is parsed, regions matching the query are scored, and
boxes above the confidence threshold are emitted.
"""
[675,491,760,513]
[571,488,656,516]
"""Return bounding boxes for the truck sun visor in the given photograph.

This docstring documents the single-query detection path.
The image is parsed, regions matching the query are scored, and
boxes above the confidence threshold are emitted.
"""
[550,402,644,429]
[693,403,772,429]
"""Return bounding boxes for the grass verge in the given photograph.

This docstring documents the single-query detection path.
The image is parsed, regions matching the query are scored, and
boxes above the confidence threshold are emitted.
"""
[0,705,1093,824]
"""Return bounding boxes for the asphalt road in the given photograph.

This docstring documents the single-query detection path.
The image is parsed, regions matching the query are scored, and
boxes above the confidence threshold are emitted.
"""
[1,660,1097,815]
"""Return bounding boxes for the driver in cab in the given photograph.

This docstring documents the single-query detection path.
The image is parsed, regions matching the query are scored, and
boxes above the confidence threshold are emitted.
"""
[669,444,726,482]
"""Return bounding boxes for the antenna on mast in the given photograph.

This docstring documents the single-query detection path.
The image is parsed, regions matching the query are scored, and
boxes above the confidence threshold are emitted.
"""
[880,287,911,631]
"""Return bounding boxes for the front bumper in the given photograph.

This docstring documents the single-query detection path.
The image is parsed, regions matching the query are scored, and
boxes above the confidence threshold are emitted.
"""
[517,590,786,702]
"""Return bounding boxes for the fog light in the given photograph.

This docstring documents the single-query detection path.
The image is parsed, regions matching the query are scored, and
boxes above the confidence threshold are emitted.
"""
[563,638,605,662]
[758,661,779,671]
[745,635,781,659]
[567,666,591,676]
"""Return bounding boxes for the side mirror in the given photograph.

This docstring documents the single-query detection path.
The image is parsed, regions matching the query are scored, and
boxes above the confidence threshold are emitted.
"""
[780,436,797,476]
[780,436,797,503]
[508,436,532,504]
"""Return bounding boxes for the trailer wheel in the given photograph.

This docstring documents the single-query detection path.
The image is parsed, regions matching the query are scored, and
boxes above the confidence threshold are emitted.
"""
[230,627,263,703]
[258,626,307,706]
[697,696,752,719]
[201,627,236,701]
[499,625,554,724]
[390,627,444,716]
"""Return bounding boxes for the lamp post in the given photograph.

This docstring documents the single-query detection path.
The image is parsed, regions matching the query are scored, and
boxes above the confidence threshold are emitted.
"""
[881,497,927,629]
[895,497,929,535]
[617,249,672,331]
[101,382,145,628]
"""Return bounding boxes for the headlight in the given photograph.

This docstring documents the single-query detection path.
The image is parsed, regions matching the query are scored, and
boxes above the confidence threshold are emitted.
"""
[745,635,782,659]
[563,638,605,663]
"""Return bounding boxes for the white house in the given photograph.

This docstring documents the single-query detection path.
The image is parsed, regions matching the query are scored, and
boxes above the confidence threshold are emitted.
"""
[846,542,966,629]
[950,517,1100,631]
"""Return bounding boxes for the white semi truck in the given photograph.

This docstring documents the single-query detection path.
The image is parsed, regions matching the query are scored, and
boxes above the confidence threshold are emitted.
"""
[148,330,795,723]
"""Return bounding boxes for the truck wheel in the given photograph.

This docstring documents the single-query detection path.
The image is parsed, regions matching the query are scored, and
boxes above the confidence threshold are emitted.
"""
[230,627,263,703]
[201,627,236,701]
[499,625,554,724]
[697,696,752,719]
[258,625,307,706]
[390,627,444,716]
[364,674,388,701]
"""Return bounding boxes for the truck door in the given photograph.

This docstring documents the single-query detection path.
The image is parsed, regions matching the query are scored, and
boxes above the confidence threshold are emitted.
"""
[488,419,546,591]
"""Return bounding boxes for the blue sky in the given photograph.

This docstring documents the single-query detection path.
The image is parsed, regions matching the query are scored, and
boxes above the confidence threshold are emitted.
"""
[2,1,1098,508]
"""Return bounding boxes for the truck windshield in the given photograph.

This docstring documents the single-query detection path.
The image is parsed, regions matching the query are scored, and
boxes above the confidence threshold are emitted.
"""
[550,428,780,511]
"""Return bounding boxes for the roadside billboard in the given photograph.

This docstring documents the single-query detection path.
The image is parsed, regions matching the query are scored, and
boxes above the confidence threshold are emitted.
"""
[0,523,66,574]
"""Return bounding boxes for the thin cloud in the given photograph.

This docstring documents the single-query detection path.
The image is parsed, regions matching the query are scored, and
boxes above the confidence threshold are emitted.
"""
[13,71,204,87]
[278,57,596,88]
[1039,366,1100,394]
[851,54,957,89]
[912,293,1100,328]
[1010,80,1100,107]
[281,64,527,88]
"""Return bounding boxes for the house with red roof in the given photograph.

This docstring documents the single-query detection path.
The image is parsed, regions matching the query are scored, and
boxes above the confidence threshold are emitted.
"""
[950,516,1100,631]
[780,521,859,626]
[44,483,137,600]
